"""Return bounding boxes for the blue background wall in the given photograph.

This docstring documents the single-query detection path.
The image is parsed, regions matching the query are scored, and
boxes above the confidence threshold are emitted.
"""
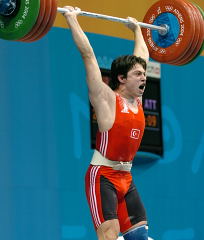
[0,26,204,240]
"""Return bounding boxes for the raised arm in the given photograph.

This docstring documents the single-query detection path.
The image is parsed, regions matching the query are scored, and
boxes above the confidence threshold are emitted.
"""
[63,7,115,131]
[126,17,149,63]
[63,7,109,95]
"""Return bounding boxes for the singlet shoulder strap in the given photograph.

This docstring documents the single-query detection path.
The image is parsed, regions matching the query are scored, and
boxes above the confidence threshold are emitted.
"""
[136,97,142,106]
[115,92,123,103]
[115,92,120,98]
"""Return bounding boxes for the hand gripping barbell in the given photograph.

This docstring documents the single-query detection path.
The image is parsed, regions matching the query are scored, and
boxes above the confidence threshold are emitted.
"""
[0,0,203,65]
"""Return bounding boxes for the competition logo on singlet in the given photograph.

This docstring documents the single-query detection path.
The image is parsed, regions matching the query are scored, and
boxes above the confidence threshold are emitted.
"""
[130,129,140,139]
[121,104,129,113]
[120,99,129,113]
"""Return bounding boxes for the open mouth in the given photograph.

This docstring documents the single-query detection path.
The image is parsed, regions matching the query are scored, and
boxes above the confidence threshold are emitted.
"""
[139,84,146,90]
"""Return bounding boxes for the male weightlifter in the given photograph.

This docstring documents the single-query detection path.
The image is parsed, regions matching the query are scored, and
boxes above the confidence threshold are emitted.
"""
[63,6,149,240]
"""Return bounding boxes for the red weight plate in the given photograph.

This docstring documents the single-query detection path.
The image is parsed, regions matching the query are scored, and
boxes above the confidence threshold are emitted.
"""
[26,0,57,42]
[176,2,204,65]
[30,0,57,42]
[19,0,46,41]
[142,0,195,64]
[23,0,52,42]
[169,1,200,65]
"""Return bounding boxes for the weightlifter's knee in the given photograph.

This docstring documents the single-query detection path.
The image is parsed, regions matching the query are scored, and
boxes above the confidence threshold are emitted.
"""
[97,219,120,240]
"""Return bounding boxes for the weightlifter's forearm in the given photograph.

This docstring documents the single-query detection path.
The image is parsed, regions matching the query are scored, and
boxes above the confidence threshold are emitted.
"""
[65,16,94,58]
[133,27,149,63]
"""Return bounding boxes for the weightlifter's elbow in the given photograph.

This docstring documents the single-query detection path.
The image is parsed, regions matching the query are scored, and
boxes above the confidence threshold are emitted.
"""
[144,53,150,63]
[80,47,95,59]
[139,51,149,63]
[143,47,150,63]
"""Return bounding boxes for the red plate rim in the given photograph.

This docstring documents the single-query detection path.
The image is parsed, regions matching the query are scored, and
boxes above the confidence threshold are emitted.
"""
[176,1,204,65]
[24,0,52,42]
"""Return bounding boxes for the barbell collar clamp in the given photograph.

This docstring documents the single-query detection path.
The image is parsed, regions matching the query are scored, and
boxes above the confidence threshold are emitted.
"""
[0,0,16,16]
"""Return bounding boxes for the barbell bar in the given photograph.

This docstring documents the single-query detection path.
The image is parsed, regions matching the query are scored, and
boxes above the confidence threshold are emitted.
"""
[0,0,203,66]
[57,7,169,35]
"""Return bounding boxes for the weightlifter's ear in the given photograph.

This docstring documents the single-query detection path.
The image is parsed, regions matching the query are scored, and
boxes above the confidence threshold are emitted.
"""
[117,75,126,83]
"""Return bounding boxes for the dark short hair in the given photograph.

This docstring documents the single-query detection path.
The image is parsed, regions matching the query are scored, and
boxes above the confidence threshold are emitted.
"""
[109,55,147,90]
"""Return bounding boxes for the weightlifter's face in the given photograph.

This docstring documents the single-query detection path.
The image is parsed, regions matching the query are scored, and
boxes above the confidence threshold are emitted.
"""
[125,63,147,97]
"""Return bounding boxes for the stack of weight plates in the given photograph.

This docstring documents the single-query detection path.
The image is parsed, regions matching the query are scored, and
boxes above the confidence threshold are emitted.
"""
[0,0,57,42]
[142,0,204,65]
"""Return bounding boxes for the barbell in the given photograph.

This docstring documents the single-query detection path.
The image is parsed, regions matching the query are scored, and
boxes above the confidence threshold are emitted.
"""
[0,0,203,66]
